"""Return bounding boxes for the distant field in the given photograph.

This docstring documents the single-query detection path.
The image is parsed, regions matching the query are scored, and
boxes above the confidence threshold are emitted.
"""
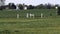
[0,9,56,18]
[0,9,60,34]
[0,18,60,34]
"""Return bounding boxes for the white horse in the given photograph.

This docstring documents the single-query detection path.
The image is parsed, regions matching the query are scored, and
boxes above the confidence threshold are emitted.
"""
[30,13,34,18]
[26,13,35,18]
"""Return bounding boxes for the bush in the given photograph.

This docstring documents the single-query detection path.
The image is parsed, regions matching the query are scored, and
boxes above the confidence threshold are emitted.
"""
[57,7,60,15]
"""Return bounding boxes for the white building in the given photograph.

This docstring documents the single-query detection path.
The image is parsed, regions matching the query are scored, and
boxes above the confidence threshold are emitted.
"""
[24,6,27,10]
[23,4,27,10]
[0,0,5,6]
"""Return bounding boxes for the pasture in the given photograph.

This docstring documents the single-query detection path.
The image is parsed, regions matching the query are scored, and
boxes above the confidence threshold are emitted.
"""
[0,9,56,18]
[0,18,60,34]
[0,9,60,34]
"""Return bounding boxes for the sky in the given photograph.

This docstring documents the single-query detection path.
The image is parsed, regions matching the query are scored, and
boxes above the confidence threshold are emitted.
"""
[5,0,60,6]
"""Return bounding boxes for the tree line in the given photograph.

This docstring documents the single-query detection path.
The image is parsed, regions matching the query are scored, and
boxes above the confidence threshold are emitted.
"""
[0,3,60,15]
[0,3,60,10]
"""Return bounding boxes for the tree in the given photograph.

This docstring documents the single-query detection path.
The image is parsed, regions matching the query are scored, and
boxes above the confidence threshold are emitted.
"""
[44,3,52,9]
[28,5,35,9]
[55,4,59,7]
[18,4,24,10]
[47,3,51,9]
[8,3,16,9]
[57,7,60,15]
[36,4,44,9]
[51,4,59,9]
[0,6,6,10]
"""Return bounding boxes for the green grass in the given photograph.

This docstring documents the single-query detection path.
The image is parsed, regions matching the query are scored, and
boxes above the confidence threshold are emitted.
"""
[0,18,60,34]
[0,9,56,18]
[0,9,59,34]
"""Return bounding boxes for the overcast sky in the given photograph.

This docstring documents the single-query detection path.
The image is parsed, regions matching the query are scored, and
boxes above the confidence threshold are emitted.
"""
[5,0,60,6]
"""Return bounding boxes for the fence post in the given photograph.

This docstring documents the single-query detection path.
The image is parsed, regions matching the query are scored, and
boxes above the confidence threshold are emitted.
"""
[17,14,19,19]
[41,13,43,18]
[26,13,29,18]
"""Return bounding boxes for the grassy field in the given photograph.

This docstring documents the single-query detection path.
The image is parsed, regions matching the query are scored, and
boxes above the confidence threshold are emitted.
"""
[0,9,56,18]
[0,17,60,34]
[0,9,59,34]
